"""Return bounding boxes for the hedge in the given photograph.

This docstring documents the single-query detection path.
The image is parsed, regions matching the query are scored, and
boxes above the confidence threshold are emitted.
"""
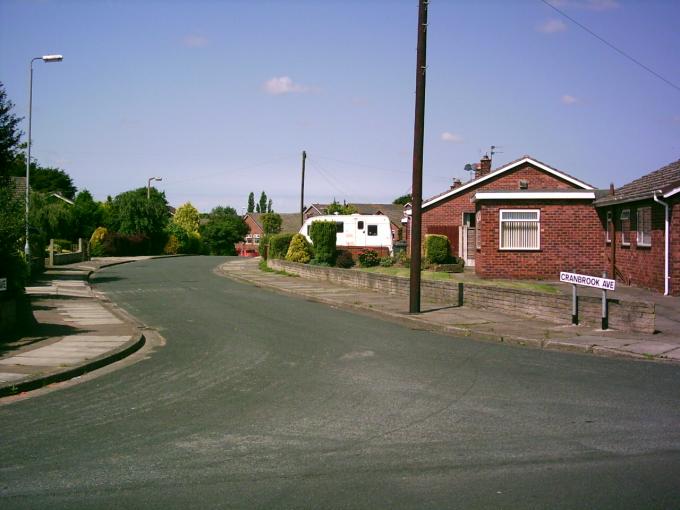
[269,233,295,259]
[309,221,337,265]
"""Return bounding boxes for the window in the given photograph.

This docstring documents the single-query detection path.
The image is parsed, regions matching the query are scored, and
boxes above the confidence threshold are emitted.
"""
[637,207,651,247]
[367,224,378,236]
[620,209,630,246]
[335,222,344,233]
[357,221,364,230]
[606,210,612,243]
[499,210,540,250]
[253,234,260,240]
[475,211,481,249]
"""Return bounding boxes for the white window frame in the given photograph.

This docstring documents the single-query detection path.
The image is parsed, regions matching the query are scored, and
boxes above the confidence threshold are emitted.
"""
[636,207,651,247]
[620,209,630,246]
[605,210,612,244]
[499,209,540,251]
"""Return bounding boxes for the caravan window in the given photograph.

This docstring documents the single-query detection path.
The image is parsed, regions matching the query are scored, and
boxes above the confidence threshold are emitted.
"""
[367,225,378,236]
[335,222,344,233]
[358,221,364,230]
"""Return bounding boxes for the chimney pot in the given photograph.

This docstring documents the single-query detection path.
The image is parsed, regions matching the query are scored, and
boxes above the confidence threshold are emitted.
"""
[475,155,492,179]
[450,178,462,190]
[609,182,615,195]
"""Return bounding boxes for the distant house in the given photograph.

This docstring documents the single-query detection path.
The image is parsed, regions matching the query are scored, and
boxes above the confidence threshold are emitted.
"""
[304,203,404,241]
[593,159,680,296]
[237,212,301,257]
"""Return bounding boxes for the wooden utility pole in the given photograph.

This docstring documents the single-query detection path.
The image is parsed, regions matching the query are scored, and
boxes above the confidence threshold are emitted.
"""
[409,0,428,314]
[300,150,307,227]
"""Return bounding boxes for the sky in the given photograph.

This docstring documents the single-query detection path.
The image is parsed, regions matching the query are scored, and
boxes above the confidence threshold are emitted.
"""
[1,0,679,213]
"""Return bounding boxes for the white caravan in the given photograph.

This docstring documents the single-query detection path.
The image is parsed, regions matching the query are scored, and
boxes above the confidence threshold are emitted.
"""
[300,214,394,254]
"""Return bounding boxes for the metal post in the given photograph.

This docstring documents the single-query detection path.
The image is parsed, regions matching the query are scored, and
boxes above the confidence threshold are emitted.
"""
[601,271,609,330]
[409,0,428,314]
[572,284,578,325]
[300,150,306,227]
[25,59,38,260]
[458,282,464,307]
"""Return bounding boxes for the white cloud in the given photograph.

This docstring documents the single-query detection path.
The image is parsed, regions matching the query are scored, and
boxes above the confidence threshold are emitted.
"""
[561,94,579,105]
[181,35,209,48]
[441,132,463,143]
[537,19,567,34]
[263,76,310,95]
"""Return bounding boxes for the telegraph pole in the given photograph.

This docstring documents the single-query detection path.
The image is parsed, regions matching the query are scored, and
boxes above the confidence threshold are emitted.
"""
[409,0,428,314]
[300,150,307,226]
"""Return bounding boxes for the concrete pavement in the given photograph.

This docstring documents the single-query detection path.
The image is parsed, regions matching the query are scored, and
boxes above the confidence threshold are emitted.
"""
[0,258,151,397]
[218,257,680,364]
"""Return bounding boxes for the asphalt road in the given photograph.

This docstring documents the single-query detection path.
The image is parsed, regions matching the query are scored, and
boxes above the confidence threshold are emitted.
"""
[2,256,680,509]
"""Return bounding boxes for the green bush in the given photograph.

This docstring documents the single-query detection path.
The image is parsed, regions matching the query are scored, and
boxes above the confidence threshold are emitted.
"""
[358,249,380,267]
[379,256,394,267]
[285,234,312,263]
[335,250,355,269]
[309,221,337,265]
[425,234,450,264]
[270,233,295,259]
[89,227,108,256]
[259,234,271,259]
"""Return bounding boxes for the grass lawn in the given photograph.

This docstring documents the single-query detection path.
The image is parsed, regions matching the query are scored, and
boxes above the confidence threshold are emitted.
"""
[359,266,559,294]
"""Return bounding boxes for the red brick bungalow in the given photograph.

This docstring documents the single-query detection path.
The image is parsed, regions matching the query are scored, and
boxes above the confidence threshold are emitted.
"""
[593,159,680,296]
[409,155,599,277]
[236,212,301,257]
[304,203,405,241]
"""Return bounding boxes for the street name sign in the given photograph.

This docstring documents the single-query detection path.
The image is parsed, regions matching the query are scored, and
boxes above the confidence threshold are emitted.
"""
[560,271,616,291]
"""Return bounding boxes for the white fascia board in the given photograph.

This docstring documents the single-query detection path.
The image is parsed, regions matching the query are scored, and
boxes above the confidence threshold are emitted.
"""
[664,186,680,198]
[474,191,595,201]
[422,157,593,209]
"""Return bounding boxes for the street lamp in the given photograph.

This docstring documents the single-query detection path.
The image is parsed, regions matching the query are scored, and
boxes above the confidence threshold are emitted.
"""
[25,54,64,259]
[147,176,162,199]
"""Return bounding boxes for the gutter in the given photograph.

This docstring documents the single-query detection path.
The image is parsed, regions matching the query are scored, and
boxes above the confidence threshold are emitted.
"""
[653,191,670,296]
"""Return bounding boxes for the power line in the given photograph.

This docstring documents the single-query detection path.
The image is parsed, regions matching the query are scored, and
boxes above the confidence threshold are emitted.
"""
[540,0,680,93]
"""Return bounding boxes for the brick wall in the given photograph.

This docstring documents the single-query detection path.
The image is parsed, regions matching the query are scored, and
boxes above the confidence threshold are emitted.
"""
[268,259,655,333]
[475,201,604,279]
[602,200,668,294]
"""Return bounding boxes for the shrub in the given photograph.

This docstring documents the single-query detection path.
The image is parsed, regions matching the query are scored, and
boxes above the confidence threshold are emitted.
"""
[89,227,108,256]
[309,221,337,265]
[285,234,312,263]
[358,249,380,267]
[259,234,271,259]
[270,233,295,259]
[164,234,181,255]
[335,250,355,269]
[425,234,450,264]
[379,256,394,267]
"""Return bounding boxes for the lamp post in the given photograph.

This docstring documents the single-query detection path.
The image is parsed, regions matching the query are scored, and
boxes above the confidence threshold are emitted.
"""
[147,177,162,199]
[25,54,64,260]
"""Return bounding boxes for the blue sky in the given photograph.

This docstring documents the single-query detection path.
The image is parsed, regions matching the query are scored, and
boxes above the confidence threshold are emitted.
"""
[2,0,679,213]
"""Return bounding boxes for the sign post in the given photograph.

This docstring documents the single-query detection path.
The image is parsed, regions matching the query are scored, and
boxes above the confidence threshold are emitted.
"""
[560,271,616,330]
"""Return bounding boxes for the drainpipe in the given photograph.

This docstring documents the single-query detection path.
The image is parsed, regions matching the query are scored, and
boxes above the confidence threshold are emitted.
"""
[653,192,670,296]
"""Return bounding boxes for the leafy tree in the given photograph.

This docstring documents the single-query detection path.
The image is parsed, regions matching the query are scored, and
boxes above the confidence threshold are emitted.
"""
[173,202,200,235]
[326,200,358,215]
[247,192,255,213]
[200,206,248,255]
[261,212,282,235]
[0,83,23,180]
[256,191,267,213]
[393,194,412,205]
[9,153,76,199]
[29,192,76,242]
[0,179,28,293]
[267,198,273,213]
[108,187,170,250]
[72,190,103,240]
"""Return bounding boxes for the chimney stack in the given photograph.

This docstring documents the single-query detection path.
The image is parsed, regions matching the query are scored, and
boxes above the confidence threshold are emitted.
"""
[450,178,462,190]
[475,155,492,179]
[609,182,615,195]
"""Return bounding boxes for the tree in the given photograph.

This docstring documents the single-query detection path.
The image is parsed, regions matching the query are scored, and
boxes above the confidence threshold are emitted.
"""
[29,192,76,242]
[72,190,103,240]
[108,187,170,248]
[267,198,273,213]
[173,202,200,235]
[326,200,358,215]
[247,192,255,213]
[0,179,28,293]
[200,206,248,255]
[261,212,282,235]
[393,193,412,205]
[256,191,267,213]
[9,154,76,199]
[0,82,23,180]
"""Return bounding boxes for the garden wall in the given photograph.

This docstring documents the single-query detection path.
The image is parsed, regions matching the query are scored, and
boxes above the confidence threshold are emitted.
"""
[267,259,655,334]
